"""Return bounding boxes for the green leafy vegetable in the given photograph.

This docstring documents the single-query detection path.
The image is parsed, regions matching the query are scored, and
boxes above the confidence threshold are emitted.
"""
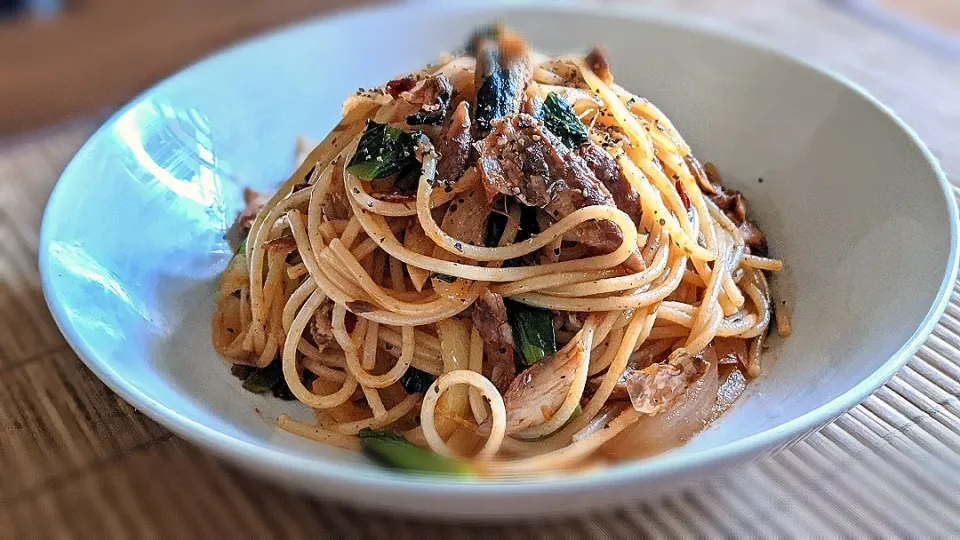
[241,360,283,394]
[346,121,422,181]
[358,428,472,475]
[505,300,557,366]
[540,92,589,149]
[431,273,458,283]
[474,33,527,134]
[235,360,296,400]
[399,367,436,394]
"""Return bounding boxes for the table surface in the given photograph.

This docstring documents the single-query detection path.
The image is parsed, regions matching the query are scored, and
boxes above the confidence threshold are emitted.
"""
[2,0,960,537]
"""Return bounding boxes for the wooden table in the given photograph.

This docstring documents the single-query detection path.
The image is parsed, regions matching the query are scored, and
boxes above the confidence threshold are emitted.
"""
[1,1,959,537]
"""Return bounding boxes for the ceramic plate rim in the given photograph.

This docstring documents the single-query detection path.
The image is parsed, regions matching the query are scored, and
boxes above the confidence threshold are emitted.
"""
[38,1,959,495]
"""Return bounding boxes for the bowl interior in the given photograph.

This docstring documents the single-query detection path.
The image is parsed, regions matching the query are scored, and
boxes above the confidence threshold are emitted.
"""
[40,3,955,515]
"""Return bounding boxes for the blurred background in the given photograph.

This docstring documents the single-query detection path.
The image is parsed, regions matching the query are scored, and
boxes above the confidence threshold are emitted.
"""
[0,0,958,137]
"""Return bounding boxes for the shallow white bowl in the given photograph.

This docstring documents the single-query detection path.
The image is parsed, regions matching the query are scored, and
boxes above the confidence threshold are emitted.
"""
[39,2,957,519]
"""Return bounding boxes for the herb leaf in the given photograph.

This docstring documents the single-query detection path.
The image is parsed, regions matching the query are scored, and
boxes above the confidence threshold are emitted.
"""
[235,360,296,400]
[505,300,557,366]
[399,367,436,394]
[358,428,472,475]
[540,92,589,149]
[346,121,422,181]
[241,361,283,394]
[431,273,458,283]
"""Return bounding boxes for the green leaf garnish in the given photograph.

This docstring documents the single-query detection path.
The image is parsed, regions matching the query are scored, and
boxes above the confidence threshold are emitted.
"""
[505,300,557,366]
[540,92,590,149]
[431,273,458,283]
[358,428,473,476]
[399,367,436,394]
[346,121,422,181]
[241,361,283,394]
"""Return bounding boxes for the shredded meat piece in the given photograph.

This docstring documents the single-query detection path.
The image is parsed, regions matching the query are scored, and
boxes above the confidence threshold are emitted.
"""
[585,47,613,85]
[587,340,674,400]
[321,178,352,221]
[264,236,297,254]
[738,220,768,257]
[309,302,335,351]
[703,162,769,256]
[237,187,269,231]
[685,154,717,195]
[578,142,641,224]
[713,337,747,366]
[434,100,474,185]
[475,113,623,252]
[499,340,585,433]
[472,291,516,392]
[625,349,707,415]
[710,188,747,224]
[402,74,453,125]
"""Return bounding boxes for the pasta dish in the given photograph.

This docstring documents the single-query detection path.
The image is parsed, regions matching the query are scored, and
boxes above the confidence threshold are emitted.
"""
[213,26,788,476]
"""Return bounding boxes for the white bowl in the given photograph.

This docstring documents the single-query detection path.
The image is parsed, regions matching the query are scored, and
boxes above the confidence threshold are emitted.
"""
[39,2,957,518]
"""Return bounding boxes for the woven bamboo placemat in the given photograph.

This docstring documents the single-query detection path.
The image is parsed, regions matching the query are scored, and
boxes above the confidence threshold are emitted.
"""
[2,0,959,537]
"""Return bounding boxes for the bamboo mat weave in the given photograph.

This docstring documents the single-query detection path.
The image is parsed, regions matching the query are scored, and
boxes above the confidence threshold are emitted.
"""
[2,0,959,537]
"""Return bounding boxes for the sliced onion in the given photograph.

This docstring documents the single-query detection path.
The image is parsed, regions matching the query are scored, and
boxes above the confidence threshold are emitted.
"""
[433,319,471,438]
[712,366,747,421]
[573,402,628,442]
[601,347,719,459]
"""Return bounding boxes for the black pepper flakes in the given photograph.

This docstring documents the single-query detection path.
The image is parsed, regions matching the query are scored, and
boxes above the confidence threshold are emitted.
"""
[659,218,666,226]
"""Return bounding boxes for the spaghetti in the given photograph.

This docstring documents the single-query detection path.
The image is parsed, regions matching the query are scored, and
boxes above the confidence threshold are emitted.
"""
[213,27,787,476]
